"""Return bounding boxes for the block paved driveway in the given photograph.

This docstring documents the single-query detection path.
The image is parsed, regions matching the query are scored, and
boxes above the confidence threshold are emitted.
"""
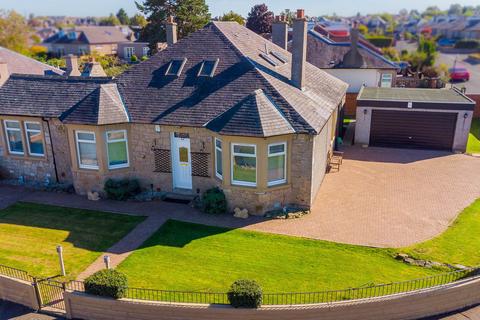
[248,146,480,248]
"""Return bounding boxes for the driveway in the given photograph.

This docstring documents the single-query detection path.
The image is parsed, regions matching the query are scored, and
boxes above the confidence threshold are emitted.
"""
[246,146,480,248]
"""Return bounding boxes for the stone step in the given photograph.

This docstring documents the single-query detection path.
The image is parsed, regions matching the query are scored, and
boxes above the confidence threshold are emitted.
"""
[162,190,197,204]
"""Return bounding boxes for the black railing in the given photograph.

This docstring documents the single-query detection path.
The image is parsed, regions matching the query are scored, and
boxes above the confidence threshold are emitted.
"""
[0,264,33,282]
[125,287,229,304]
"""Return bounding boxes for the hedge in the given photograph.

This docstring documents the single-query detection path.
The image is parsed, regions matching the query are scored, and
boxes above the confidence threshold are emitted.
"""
[227,279,263,308]
[104,178,141,201]
[365,36,394,48]
[84,269,128,299]
[202,187,227,214]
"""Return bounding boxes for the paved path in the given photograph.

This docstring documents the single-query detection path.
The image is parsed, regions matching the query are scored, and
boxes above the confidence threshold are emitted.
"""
[0,184,28,209]
[1,146,479,252]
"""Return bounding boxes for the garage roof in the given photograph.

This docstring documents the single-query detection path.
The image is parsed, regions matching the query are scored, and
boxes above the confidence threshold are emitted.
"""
[357,87,475,111]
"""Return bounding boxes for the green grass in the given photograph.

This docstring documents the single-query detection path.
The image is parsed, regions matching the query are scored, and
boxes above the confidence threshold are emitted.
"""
[467,119,480,154]
[0,202,145,279]
[403,199,480,267]
[117,220,439,293]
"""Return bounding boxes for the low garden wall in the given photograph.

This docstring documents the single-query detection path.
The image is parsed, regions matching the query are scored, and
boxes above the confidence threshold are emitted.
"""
[468,95,480,118]
[64,277,480,320]
[0,275,39,310]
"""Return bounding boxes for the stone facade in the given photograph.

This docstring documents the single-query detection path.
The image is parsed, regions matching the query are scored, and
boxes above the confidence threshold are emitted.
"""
[1,114,337,215]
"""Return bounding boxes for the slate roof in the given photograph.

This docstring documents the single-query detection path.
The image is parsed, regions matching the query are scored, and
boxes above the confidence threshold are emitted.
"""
[0,75,111,117]
[44,26,132,45]
[61,83,129,125]
[305,30,398,69]
[206,89,295,137]
[0,46,64,75]
[115,21,348,135]
[0,22,348,137]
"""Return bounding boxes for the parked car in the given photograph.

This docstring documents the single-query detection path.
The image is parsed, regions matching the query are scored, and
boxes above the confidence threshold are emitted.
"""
[449,67,470,82]
[437,38,456,47]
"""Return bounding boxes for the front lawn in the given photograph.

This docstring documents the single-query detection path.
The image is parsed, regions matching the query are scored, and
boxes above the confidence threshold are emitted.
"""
[467,118,480,154]
[117,220,438,293]
[403,199,480,266]
[0,202,145,279]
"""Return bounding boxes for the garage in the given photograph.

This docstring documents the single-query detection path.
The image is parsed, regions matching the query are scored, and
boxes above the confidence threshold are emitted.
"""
[355,87,475,152]
[370,110,457,150]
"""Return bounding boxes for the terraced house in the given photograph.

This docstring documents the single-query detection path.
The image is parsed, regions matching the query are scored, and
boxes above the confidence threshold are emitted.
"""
[0,11,347,214]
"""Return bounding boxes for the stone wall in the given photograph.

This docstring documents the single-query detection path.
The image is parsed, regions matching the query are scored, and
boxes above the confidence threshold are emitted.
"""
[0,275,39,310]
[0,117,69,185]
[65,277,480,320]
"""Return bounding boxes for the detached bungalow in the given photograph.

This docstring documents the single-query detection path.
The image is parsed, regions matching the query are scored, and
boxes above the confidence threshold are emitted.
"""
[0,11,347,215]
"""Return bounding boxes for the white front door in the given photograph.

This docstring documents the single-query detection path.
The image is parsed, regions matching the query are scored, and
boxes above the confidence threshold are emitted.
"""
[171,133,192,190]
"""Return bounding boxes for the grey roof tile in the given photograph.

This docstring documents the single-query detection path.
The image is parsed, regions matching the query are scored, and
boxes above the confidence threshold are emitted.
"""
[0,46,64,75]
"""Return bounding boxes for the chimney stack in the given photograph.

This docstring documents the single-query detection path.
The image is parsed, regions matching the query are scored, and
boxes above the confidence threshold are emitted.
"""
[64,54,81,76]
[0,62,9,86]
[291,9,307,90]
[351,21,360,52]
[166,16,178,46]
[272,15,288,50]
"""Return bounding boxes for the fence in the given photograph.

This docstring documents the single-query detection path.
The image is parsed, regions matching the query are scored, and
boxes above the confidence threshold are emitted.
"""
[0,263,478,309]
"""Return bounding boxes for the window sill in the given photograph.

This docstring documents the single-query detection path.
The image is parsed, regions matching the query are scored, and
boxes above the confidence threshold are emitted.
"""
[5,153,47,161]
[108,164,130,171]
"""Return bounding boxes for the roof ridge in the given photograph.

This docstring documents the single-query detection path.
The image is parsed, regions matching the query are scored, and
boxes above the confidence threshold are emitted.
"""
[9,73,112,82]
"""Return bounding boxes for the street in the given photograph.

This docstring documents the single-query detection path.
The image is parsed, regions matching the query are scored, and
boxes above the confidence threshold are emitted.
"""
[395,41,480,94]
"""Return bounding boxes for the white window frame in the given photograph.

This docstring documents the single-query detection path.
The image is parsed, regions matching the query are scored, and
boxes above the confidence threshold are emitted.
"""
[106,130,130,170]
[214,138,223,179]
[231,143,257,187]
[4,120,24,155]
[24,121,44,157]
[75,131,99,170]
[142,46,150,57]
[380,73,393,88]
[165,58,188,76]
[125,47,135,59]
[267,142,287,187]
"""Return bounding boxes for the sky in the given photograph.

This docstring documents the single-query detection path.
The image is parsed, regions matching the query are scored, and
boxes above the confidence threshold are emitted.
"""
[0,0,479,18]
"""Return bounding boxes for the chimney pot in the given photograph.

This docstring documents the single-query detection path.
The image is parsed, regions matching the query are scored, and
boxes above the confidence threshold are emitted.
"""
[296,9,305,20]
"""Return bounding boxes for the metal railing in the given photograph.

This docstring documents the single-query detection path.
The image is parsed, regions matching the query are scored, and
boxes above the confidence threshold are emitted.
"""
[0,264,33,282]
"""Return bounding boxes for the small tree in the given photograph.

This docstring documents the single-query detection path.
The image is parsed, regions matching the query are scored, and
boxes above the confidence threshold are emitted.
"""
[130,13,148,27]
[99,13,121,26]
[220,11,245,25]
[246,4,273,34]
[116,8,130,25]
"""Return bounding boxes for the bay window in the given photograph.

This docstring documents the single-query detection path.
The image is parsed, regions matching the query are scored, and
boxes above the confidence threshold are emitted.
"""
[231,144,256,187]
[4,120,24,155]
[24,122,44,156]
[75,131,98,169]
[268,142,287,186]
[106,130,129,169]
[215,138,223,179]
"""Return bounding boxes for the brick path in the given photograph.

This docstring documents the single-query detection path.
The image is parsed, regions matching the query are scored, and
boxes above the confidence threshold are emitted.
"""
[0,145,479,256]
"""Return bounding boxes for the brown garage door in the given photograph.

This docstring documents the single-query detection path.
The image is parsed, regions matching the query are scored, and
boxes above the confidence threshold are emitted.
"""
[370,110,457,151]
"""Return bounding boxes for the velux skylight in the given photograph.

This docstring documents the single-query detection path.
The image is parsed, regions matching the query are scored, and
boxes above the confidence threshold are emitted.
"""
[165,58,188,76]
[198,59,219,77]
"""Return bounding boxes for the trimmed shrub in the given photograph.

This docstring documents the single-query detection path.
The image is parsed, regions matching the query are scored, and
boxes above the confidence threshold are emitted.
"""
[130,54,138,62]
[104,178,141,201]
[365,36,394,48]
[84,269,128,299]
[455,40,480,50]
[227,279,262,308]
[201,187,227,214]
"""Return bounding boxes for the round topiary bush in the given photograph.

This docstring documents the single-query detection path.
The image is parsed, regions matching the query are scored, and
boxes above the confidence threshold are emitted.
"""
[227,279,262,308]
[202,187,227,214]
[84,269,128,299]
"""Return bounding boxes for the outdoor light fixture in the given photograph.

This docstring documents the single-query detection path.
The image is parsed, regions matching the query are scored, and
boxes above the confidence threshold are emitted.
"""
[464,113,469,119]
[363,109,368,115]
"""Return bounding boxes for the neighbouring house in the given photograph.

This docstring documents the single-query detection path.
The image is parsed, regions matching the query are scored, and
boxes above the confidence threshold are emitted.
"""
[43,26,135,57]
[273,18,397,117]
[355,87,475,152]
[0,10,348,215]
[0,46,64,85]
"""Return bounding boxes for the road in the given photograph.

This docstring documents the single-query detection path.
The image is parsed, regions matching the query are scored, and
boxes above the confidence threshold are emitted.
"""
[395,41,480,94]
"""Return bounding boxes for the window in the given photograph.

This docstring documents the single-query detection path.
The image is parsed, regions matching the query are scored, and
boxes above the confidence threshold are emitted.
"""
[198,59,219,77]
[4,120,24,155]
[24,122,44,156]
[75,131,98,169]
[380,73,393,88]
[165,58,187,76]
[142,47,150,57]
[231,144,256,187]
[106,130,129,169]
[215,138,223,179]
[124,47,135,59]
[56,47,65,57]
[268,143,287,186]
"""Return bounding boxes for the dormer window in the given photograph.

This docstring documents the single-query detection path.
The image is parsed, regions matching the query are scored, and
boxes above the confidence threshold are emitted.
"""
[198,59,219,77]
[165,58,187,76]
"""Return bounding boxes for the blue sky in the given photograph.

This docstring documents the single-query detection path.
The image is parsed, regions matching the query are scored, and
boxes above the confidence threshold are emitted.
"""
[0,0,478,18]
